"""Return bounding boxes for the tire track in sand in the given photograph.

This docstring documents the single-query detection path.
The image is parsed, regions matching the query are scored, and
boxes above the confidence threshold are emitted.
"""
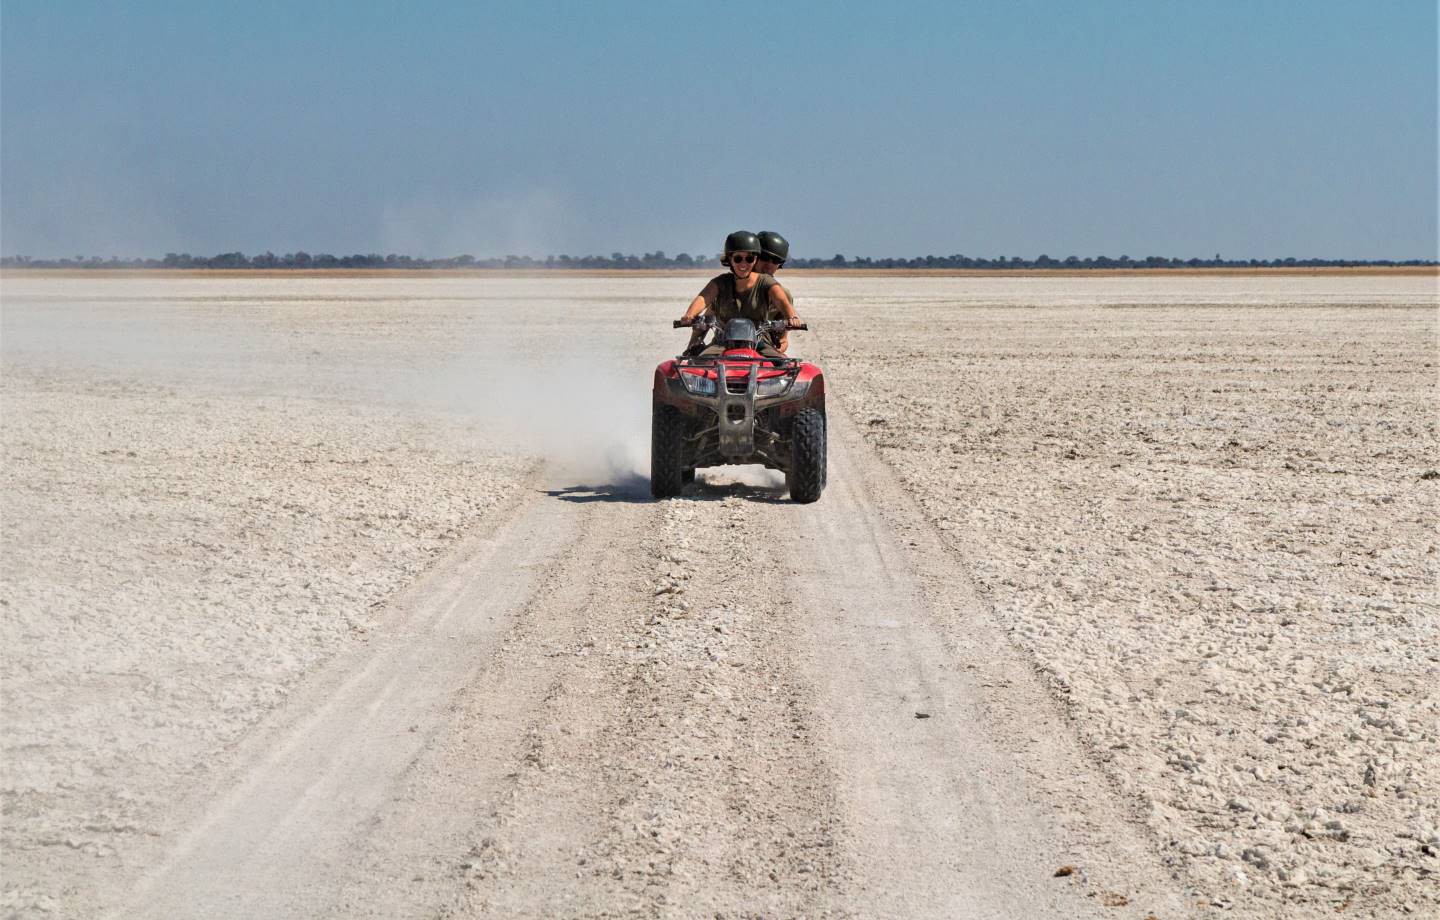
[436,483,855,918]
[110,410,1190,918]
[110,473,591,919]
[761,391,1190,917]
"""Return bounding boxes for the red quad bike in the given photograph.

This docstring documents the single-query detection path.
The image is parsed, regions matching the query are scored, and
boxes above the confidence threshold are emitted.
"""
[652,316,827,503]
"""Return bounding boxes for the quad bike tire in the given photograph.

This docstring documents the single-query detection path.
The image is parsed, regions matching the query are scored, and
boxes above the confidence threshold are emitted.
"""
[787,408,826,503]
[651,402,687,498]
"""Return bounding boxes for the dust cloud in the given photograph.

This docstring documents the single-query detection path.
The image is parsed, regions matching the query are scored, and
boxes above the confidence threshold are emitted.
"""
[0,276,656,486]
[419,342,651,486]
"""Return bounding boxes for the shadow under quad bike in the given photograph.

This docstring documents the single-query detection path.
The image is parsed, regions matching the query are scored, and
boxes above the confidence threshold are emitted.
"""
[651,316,827,503]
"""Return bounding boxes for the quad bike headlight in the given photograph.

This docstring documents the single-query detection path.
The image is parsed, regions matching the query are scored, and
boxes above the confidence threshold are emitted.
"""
[757,374,800,398]
[679,372,716,396]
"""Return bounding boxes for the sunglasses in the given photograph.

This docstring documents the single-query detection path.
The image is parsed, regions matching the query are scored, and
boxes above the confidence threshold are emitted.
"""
[730,253,757,264]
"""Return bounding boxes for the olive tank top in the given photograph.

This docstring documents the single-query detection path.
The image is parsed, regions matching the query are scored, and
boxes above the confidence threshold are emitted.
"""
[707,272,780,325]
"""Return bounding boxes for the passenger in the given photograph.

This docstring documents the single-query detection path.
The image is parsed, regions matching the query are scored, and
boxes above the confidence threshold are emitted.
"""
[755,230,794,353]
[678,230,801,358]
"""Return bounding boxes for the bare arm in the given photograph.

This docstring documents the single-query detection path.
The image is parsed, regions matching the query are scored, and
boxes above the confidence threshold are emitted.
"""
[680,280,719,346]
[681,280,719,322]
[768,284,799,323]
[768,284,800,353]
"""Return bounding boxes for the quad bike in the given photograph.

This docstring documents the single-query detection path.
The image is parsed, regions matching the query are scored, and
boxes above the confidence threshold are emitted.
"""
[651,316,827,503]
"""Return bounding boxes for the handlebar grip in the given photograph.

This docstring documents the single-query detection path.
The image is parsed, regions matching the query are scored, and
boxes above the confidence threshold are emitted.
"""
[673,319,690,328]
[790,322,808,331]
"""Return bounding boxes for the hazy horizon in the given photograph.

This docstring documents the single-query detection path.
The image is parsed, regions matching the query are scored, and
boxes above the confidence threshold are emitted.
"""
[3,1,1436,261]
[3,250,1435,267]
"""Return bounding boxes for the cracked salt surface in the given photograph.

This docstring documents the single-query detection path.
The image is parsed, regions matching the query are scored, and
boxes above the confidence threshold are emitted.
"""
[3,271,1434,918]
[815,275,1437,918]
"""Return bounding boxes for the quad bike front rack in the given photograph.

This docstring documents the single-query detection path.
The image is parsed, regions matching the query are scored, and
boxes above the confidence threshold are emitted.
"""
[715,363,758,459]
[673,354,799,368]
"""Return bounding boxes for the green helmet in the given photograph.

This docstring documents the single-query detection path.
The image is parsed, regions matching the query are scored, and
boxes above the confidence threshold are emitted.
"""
[757,230,789,264]
[722,230,762,264]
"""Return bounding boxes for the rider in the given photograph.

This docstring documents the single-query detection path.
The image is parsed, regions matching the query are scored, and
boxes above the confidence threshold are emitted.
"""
[755,230,793,352]
[679,230,801,357]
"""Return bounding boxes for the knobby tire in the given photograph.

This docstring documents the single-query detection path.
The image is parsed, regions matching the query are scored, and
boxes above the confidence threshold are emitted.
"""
[788,408,826,503]
[651,402,687,498]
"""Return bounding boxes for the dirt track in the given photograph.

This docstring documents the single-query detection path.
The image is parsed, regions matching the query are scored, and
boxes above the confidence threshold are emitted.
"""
[3,274,1434,918]
[101,429,1177,919]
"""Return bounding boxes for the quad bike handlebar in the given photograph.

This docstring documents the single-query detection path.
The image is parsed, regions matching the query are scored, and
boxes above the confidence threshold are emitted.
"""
[674,317,807,331]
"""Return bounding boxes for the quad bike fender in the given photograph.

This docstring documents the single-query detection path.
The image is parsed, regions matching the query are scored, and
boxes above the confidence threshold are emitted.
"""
[654,360,823,416]
[653,361,699,412]
[654,361,676,398]
[777,368,825,416]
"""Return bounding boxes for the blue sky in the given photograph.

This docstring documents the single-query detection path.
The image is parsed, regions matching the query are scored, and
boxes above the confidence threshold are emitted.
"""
[2,0,1435,260]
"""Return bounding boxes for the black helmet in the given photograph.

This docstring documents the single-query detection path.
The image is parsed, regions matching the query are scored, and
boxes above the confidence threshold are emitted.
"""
[756,230,789,264]
[722,230,762,265]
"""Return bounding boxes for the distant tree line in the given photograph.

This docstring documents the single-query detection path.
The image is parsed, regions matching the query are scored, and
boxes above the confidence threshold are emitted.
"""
[1,251,1433,270]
